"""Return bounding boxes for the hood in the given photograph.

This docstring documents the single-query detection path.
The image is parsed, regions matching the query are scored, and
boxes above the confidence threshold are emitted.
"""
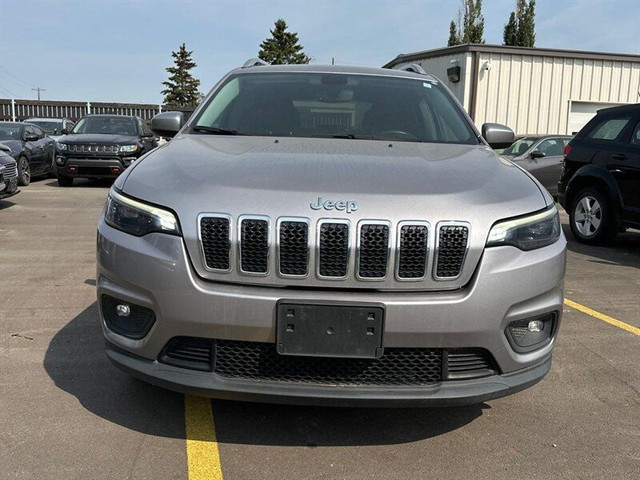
[0,151,17,166]
[0,140,22,158]
[57,133,138,145]
[119,135,548,290]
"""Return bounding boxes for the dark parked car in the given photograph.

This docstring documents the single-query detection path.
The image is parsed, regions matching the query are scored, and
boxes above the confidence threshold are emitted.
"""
[0,122,56,186]
[0,144,19,199]
[559,103,640,244]
[24,117,75,140]
[54,114,158,186]
[497,135,572,196]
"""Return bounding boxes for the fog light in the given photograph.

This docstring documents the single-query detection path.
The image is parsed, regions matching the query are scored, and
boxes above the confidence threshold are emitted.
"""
[102,295,155,339]
[116,304,130,317]
[528,320,544,332]
[506,312,556,353]
[55,157,66,166]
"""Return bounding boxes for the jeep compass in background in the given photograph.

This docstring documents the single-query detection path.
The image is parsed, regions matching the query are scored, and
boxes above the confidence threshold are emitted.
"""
[55,114,157,186]
[97,63,566,406]
[559,103,640,244]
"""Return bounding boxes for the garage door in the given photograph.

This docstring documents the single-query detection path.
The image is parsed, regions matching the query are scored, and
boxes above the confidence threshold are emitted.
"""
[568,102,625,135]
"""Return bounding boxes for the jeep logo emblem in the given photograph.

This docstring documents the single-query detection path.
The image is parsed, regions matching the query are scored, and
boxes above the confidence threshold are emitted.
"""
[310,197,358,214]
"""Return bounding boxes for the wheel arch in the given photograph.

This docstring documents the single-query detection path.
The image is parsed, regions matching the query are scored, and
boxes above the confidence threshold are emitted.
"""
[565,165,623,216]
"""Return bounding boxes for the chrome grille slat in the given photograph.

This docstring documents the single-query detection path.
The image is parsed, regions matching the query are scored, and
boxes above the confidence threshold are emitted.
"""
[197,215,470,285]
[2,163,18,179]
[68,144,119,154]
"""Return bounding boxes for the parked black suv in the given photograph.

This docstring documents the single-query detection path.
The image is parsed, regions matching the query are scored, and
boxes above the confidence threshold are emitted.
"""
[54,114,158,186]
[558,104,640,244]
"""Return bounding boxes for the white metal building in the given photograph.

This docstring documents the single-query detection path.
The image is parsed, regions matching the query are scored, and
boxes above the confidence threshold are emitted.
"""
[384,44,640,135]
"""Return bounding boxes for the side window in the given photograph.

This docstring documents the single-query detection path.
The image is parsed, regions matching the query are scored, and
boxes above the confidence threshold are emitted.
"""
[587,116,631,141]
[35,126,45,139]
[536,139,563,156]
[630,121,640,146]
[25,125,36,139]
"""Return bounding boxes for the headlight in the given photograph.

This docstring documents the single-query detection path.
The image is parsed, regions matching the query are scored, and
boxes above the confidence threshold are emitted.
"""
[56,142,67,151]
[118,144,139,154]
[486,207,560,251]
[105,189,180,236]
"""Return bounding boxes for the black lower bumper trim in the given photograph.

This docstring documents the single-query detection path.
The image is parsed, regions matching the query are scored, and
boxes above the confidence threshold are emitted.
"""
[105,340,551,407]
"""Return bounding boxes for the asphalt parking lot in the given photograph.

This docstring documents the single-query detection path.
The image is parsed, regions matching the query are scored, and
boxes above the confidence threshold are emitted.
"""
[1,179,638,480]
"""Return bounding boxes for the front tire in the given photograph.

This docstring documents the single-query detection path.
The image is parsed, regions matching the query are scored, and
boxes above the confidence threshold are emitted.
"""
[569,187,617,245]
[17,156,30,186]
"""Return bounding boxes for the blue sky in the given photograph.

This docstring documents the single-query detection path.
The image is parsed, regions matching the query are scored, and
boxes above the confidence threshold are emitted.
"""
[1,0,639,104]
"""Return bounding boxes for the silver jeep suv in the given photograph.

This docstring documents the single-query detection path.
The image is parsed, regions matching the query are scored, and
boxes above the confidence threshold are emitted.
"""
[97,62,566,406]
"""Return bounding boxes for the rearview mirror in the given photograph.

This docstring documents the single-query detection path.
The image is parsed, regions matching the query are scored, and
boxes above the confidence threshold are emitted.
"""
[151,111,184,138]
[530,150,546,159]
[482,123,515,150]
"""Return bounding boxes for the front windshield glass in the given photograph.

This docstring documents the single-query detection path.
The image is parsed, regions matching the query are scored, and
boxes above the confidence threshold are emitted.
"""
[28,120,61,135]
[72,116,137,136]
[498,137,539,156]
[0,124,22,141]
[194,72,477,144]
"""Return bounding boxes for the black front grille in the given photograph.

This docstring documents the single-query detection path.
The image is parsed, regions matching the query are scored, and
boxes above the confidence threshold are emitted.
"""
[240,218,269,273]
[358,224,390,278]
[159,337,213,372]
[214,340,442,386]
[436,225,469,278]
[278,221,309,276]
[68,144,119,154]
[200,217,231,270]
[398,224,428,278]
[2,163,17,179]
[158,338,498,384]
[446,349,497,379]
[318,222,349,277]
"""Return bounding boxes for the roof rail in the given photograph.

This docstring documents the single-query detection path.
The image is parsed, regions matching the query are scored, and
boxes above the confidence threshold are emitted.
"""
[242,58,269,68]
[400,63,427,75]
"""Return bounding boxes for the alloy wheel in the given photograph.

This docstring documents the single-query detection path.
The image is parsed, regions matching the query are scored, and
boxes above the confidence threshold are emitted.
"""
[574,195,602,237]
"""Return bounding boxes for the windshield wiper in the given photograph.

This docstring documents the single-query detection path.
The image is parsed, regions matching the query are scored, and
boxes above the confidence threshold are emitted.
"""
[303,134,371,140]
[192,125,245,135]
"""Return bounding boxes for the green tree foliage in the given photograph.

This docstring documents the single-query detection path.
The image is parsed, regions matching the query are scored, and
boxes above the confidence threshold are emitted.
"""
[503,0,536,47]
[448,0,485,46]
[161,43,201,107]
[258,19,311,65]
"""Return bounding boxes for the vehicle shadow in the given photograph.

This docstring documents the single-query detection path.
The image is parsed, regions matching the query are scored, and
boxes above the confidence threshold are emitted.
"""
[562,222,640,270]
[44,302,485,446]
[0,198,17,210]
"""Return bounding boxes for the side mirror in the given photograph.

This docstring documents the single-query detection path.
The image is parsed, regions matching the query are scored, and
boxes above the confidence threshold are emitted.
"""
[151,111,184,138]
[482,123,515,150]
[61,128,69,135]
[25,133,39,142]
[530,150,546,159]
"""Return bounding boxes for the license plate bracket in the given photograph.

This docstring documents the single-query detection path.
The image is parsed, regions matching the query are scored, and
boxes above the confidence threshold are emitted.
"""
[276,302,384,358]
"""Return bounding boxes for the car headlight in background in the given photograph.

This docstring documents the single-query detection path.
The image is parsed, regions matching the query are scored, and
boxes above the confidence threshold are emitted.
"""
[118,144,139,154]
[56,142,67,151]
[105,189,180,236]
[486,206,560,251]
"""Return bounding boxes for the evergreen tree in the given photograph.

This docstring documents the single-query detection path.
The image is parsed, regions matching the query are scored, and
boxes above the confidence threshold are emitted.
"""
[503,12,518,45]
[448,20,461,47]
[161,43,201,107]
[258,19,311,65]
[447,0,485,46]
[503,0,536,47]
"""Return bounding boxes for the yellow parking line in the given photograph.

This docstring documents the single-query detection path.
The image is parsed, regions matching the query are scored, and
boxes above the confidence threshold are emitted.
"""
[185,395,224,480]
[565,298,640,336]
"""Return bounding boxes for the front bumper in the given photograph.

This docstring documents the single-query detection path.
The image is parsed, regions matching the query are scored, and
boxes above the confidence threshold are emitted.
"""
[97,218,566,405]
[0,177,19,199]
[56,155,138,178]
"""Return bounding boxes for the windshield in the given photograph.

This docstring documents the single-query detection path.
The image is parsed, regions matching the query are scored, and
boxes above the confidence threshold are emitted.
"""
[497,137,539,156]
[28,120,62,135]
[193,72,477,144]
[0,124,22,141]
[72,116,137,136]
